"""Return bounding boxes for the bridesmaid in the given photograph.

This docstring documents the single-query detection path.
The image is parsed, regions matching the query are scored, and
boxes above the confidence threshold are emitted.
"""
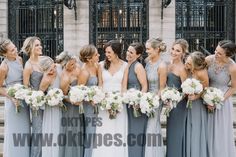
[22,36,44,157]
[206,40,236,157]
[185,51,209,157]
[78,45,101,157]
[56,51,83,157]
[0,38,30,157]
[39,57,62,157]
[166,39,188,157]
[122,42,148,157]
[145,38,167,157]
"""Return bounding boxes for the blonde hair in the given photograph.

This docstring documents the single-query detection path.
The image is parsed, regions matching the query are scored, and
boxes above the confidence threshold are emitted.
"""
[21,36,41,56]
[146,38,167,52]
[173,39,189,54]
[0,39,12,56]
[79,45,97,63]
[190,51,207,70]
[39,56,54,72]
[55,51,76,67]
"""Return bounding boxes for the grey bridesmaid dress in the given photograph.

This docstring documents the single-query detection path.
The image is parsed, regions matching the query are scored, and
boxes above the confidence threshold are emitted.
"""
[185,76,208,157]
[29,62,44,157]
[166,72,187,157]
[42,65,62,157]
[60,80,84,157]
[83,76,98,157]
[207,57,236,157]
[126,60,148,157]
[145,59,165,157]
[3,58,31,157]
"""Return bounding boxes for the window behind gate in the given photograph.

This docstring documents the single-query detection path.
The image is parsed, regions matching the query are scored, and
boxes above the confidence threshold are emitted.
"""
[89,0,149,61]
[176,0,235,55]
[8,0,64,58]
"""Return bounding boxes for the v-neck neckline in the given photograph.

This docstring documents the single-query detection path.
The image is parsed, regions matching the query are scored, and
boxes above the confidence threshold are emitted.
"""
[106,62,124,77]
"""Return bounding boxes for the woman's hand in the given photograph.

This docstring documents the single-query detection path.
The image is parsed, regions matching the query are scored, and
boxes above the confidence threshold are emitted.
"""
[188,94,200,101]
[11,97,20,107]
[206,105,215,112]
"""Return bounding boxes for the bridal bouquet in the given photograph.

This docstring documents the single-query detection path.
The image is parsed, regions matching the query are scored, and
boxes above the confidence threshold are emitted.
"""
[7,83,31,112]
[123,88,143,117]
[84,86,105,103]
[181,78,203,108]
[25,90,46,115]
[100,92,123,119]
[45,88,65,108]
[202,87,224,112]
[161,87,182,117]
[84,86,106,113]
[68,85,88,114]
[139,92,160,118]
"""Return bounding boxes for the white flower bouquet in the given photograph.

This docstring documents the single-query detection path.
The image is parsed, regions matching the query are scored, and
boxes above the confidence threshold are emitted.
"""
[202,87,224,112]
[181,78,203,108]
[123,88,143,117]
[100,92,123,119]
[139,92,160,118]
[68,85,88,114]
[161,87,182,117]
[7,83,31,112]
[84,86,106,114]
[25,90,46,114]
[45,88,65,108]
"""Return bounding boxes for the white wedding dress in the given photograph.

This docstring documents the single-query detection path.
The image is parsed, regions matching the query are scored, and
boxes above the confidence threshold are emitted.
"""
[92,61,128,157]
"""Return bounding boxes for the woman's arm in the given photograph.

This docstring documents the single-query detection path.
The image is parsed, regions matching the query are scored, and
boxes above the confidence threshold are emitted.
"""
[98,62,103,87]
[39,72,56,92]
[0,63,8,97]
[60,71,71,95]
[180,67,188,83]
[158,62,168,95]
[78,69,89,85]
[23,62,32,87]
[135,63,148,92]
[121,66,129,93]
[224,64,236,100]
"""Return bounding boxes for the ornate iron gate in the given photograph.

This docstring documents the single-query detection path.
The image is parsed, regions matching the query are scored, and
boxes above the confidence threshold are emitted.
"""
[89,0,148,60]
[176,0,235,54]
[8,0,64,58]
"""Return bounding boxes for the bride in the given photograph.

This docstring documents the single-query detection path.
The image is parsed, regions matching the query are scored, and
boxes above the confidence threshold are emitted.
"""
[92,40,128,157]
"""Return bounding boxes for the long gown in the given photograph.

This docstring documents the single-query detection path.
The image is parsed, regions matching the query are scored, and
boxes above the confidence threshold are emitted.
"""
[42,65,62,157]
[83,76,98,157]
[145,59,165,157]
[91,61,128,157]
[60,80,84,157]
[126,60,148,157]
[185,76,208,157]
[207,56,236,157]
[166,72,187,157]
[29,62,44,157]
[3,58,31,157]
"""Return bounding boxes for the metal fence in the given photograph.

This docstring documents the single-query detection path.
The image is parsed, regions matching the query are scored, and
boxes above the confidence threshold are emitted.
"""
[89,0,149,61]
[8,0,64,59]
[176,0,235,56]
